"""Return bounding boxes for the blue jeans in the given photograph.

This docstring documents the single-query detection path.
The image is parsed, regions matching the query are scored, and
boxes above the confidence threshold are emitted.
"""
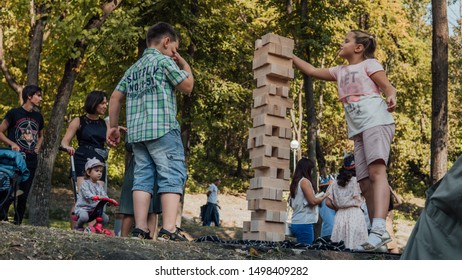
[319,199,336,238]
[203,202,220,226]
[132,129,187,195]
[290,223,314,245]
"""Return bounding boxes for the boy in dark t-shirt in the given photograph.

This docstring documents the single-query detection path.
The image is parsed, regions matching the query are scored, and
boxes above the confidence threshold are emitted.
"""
[0,85,44,224]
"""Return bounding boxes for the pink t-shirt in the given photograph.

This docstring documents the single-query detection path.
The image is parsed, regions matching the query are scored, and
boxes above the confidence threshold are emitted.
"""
[328,59,383,102]
[328,59,394,138]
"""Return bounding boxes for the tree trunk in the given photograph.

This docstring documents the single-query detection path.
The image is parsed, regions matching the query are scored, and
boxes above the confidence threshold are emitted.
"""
[28,60,79,225]
[26,5,46,86]
[28,1,122,226]
[300,0,317,184]
[430,0,448,184]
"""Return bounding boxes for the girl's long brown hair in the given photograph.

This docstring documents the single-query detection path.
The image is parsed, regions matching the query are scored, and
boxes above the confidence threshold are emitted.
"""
[289,158,316,199]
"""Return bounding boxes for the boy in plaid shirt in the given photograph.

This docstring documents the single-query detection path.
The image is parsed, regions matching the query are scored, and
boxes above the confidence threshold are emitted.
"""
[107,22,193,240]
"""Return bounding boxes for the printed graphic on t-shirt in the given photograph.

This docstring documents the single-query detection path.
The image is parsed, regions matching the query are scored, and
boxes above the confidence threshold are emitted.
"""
[339,70,366,101]
[14,118,39,153]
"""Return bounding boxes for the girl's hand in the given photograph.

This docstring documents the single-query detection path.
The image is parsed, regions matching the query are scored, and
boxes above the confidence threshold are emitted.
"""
[386,94,397,112]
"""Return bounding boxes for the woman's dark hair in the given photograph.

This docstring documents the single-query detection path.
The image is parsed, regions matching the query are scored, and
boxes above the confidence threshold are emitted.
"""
[336,167,356,187]
[22,85,42,104]
[146,22,180,47]
[84,91,107,114]
[336,153,356,187]
[289,158,316,199]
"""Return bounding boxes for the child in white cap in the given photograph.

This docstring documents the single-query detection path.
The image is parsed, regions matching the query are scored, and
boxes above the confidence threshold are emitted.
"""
[74,157,109,230]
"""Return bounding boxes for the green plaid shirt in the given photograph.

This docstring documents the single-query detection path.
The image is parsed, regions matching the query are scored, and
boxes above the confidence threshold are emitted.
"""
[116,48,189,142]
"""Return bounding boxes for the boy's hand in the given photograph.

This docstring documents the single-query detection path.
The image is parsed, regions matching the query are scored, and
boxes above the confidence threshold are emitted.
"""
[172,51,187,69]
[106,127,120,147]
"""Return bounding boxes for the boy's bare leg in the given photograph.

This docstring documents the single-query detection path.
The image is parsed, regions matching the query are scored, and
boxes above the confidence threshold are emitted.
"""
[133,190,151,232]
[161,193,181,232]
[121,215,134,237]
[148,213,158,238]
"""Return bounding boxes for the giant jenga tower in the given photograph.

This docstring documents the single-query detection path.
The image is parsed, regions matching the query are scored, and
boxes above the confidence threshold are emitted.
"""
[242,33,294,241]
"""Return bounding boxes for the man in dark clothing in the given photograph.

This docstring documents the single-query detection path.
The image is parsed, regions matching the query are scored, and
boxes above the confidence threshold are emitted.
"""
[0,85,44,225]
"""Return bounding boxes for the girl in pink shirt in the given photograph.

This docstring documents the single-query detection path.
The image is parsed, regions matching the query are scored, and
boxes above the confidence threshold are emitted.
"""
[293,30,397,252]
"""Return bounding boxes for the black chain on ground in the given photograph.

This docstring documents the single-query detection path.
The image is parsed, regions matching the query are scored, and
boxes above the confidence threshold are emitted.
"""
[194,235,400,256]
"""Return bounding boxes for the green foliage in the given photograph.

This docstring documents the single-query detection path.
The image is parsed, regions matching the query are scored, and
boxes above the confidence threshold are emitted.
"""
[1,0,460,199]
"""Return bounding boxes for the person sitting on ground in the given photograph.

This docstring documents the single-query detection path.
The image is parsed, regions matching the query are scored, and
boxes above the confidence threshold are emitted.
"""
[326,153,368,249]
[74,158,110,231]
[203,179,221,227]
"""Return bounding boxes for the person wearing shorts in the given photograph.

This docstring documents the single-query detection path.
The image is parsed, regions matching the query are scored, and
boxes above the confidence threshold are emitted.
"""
[107,22,193,241]
[118,142,162,237]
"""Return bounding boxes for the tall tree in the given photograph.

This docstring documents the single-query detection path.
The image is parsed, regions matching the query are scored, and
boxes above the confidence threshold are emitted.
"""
[27,0,122,226]
[430,0,449,183]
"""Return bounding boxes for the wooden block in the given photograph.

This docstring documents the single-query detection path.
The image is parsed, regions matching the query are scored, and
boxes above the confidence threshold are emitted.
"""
[248,199,287,211]
[253,94,293,109]
[254,64,294,80]
[255,75,290,88]
[253,53,293,70]
[248,145,272,157]
[251,104,288,118]
[254,42,293,59]
[249,125,290,139]
[254,134,291,149]
[249,126,291,149]
[254,167,290,180]
[285,127,292,139]
[249,145,290,160]
[246,188,283,201]
[242,231,266,240]
[243,221,251,232]
[252,85,278,98]
[276,86,290,98]
[253,114,291,129]
[242,231,286,242]
[249,177,289,190]
[252,155,289,170]
[250,220,285,232]
[261,33,295,49]
[251,211,287,223]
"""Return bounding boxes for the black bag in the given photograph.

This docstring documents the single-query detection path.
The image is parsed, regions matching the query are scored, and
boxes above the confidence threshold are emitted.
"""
[200,204,208,221]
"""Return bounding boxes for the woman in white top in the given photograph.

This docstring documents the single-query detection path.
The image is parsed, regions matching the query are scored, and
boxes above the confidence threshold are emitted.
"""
[289,158,327,244]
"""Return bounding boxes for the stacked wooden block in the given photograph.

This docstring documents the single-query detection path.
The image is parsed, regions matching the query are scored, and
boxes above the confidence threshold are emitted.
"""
[243,33,294,241]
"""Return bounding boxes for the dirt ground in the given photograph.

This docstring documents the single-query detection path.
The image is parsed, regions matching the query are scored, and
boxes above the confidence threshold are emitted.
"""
[0,189,421,260]
[182,193,422,253]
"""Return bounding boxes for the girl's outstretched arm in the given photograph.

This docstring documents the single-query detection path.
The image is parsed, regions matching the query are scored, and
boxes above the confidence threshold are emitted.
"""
[370,71,397,112]
[293,55,336,81]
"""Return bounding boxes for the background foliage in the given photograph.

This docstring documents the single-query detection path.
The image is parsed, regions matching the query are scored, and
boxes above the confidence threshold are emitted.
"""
[1,0,460,198]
